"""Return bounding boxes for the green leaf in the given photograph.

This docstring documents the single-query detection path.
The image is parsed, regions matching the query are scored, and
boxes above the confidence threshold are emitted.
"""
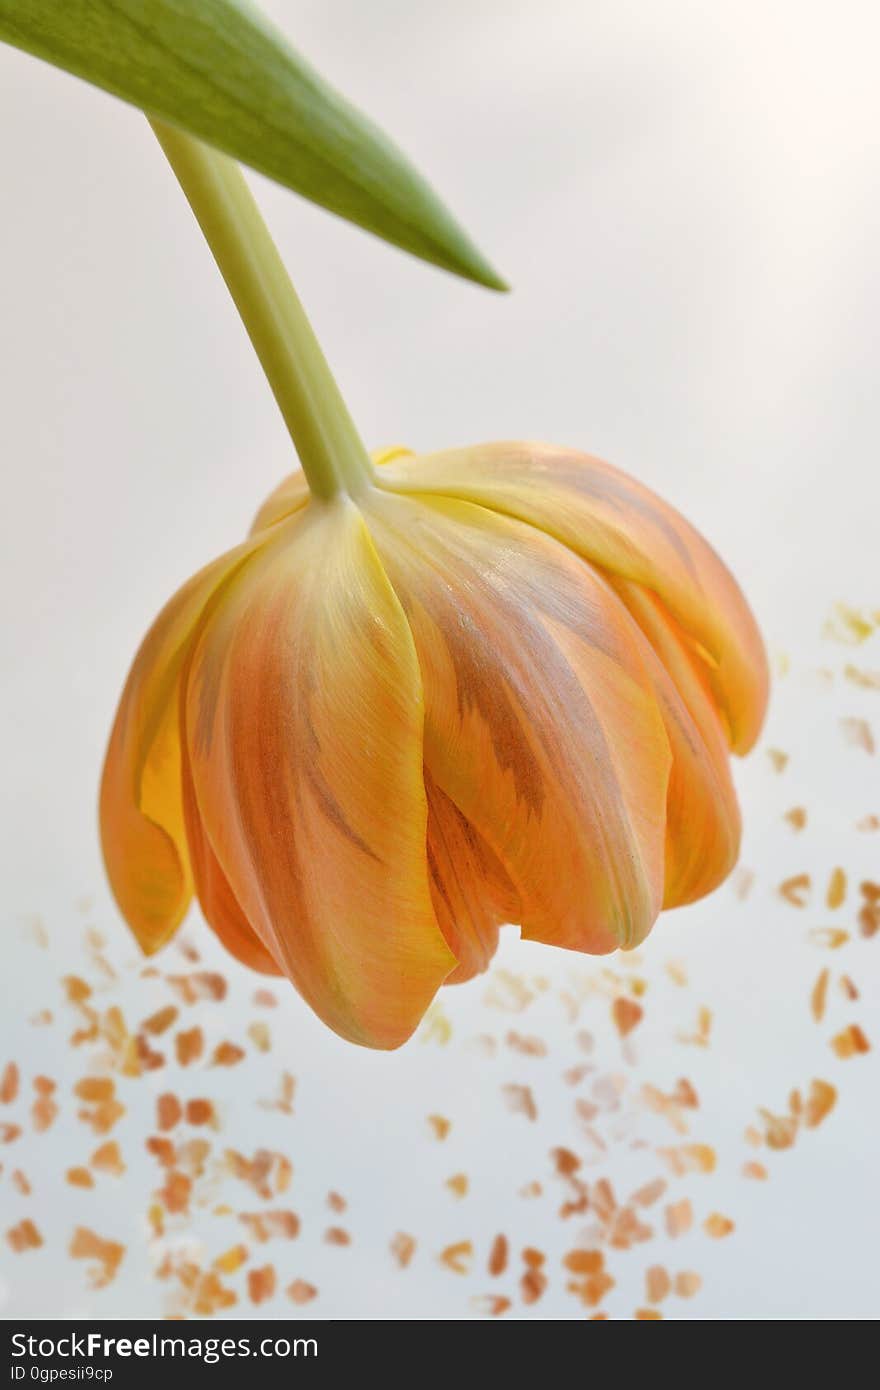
[0,1,506,289]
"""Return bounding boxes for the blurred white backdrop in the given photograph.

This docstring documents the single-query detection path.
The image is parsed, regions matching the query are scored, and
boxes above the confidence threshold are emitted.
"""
[1,1,878,1319]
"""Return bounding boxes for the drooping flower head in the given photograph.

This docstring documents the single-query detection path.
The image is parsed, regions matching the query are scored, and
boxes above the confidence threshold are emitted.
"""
[102,439,767,1048]
[100,126,768,1048]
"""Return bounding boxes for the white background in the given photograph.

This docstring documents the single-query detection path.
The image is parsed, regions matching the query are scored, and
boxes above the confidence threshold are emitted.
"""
[1,1,878,1319]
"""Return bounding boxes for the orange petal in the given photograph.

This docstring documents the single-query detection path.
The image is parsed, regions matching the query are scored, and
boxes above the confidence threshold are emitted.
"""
[425,771,519,984]
[612,579,741,906]
[365,490,671,954]
[377,443,768,753]
[180,737,282,976]
[100,540,263,953]
[185,498,455,1048]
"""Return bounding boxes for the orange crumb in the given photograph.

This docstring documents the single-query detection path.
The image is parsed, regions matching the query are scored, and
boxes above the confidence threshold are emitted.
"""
[665,1200,693,1237]
[74,1078,115,1103]
[258,1071,296,1115]
[390,1233,416,1268]
[506,1030,548,1057]
[760,1108,798,1150]
[677,1007,712,1047]
[141,1006,178,1036]
[77,1097,124,1136]
[742,1161,768,1180]
[665,961,688,986]
[645,1265,670,1303]
[211,1042,245,1067]
[780,874,811,907]
[90,1141,125,1176]
[427,1114,451,1141]
[7,1219,42,1252]
[840,718,875,754]
[247,1265,276,1304]
[67,1167,94,1189]
[69,1227,125,1288]
[175,1028,204,1067]
[674,1270,702,1297]
[214,1245,248,1274]
[811,969,830,1023]
[0,1062,19,1105]
[703,1213,735,1239]
[563,1250,604,1274]
[612,997,643,1038]
[248,1022,272,1053]
[809,928,850,949]
[521,1267,547,1304]
[167,972,227,1004]
[287,1279,317,1305]
[325,1227,350,1246]
[225,1148,291,1199]
[471,1295,511,1316]
[831,1024,870,1059]
[489,1234,508,1276]
[159,1171,192,1214]
[32,1095,59,1133]
[63,976,92,1004]
[157,1094,182,1131]
[826,868,847,910]
[501,1084,537,1121]
[440,1240,473,1274]
[145,1136,176,1167]
[804,1079,837,1128]
[185,1099,215,1126]
[631,1179,667,1207]
[239,1210,300,1242]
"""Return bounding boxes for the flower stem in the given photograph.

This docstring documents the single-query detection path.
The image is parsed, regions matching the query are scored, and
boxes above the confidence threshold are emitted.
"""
[150,118,374,501]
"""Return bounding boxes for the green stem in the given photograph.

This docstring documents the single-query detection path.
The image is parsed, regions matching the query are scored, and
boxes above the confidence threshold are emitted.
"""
[150,118,374,501]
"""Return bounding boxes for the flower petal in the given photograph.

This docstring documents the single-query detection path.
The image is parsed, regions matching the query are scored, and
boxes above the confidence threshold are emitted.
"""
[180,735,282,976]
[364,490,672,954]
[613,579,742,907]
[377,442,768,754]
[249,446,407,535]
[425,771,519,984]
[185,497,456,1048]
[249,468,311,534]
[99,540,262,953]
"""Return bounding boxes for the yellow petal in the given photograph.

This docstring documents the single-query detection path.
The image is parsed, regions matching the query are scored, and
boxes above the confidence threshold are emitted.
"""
[250,449,410,535]
[364,490,672,954]
[377,442,768,753]
[185,497,456,1048]
[99,540,262,953]
[249,468,311,535]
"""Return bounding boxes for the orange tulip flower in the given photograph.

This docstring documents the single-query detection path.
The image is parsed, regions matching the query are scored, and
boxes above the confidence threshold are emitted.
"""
[100,126,768,1048]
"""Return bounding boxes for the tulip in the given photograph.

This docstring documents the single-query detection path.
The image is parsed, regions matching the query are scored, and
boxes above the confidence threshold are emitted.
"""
[100,125,768,1048]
